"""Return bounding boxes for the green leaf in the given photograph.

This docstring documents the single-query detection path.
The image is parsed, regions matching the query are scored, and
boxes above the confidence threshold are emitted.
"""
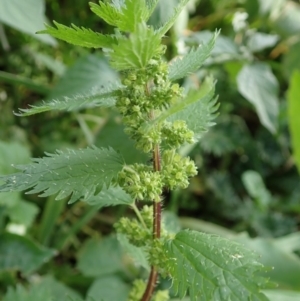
[90,0,149,32]
[0,146,124,204]
[6,200,39,228]
[48,54,119,100]
[87,276,130,301]
[155,0,190,37]
[89,1,123,28]
[236,233,300,290]
[38,21,116,48]
[0,0,56,45]
[16,84,120,116]
[0,233,56,275]
[117,233,150,270]
[263,289,300,301]
[85,185,134,207]
[143,76,217,139]
[272,2,300,37]
[247,32,279,53]
[237,63,279,134]
[145,0,160,20]
[110,23,162,70]
[287,71,300,174]
[77,236,123,277]
[242,170,272,211]
[168,31,219,81]
[3,276,83,301]
[164,230,269,301]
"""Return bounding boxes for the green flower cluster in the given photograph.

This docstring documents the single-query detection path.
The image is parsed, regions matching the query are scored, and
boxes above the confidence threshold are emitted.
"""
[116,59,183,153]
[127,279,146,301]
[114,216,151,247]
[148,238,170,277]
[118,154,197,202]
[161,150,197,190]
[118,164,163,202]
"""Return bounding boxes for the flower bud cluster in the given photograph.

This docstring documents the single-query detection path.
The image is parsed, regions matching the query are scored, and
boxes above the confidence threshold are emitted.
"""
[127,279,146,301]
[118,164,163,202]
[161,150,197,190]
[114,217,151,247]
[116,60,184,153]
[162,120,195,148]
[153,290,170,301]
[147,238,170,277]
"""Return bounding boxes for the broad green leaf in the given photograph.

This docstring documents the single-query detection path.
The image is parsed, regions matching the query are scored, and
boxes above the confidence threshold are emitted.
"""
[77,236,123,277]
[87,276,130,301]
[6,200,39,228]
[236,233,300,290]
[189,31,239,57]
[16,84,120,116]
[143,76,217,139]
[38,21,116,48]
[237,63,279,134]
[283,41,300,80]
[145,0,160,20]
[0,146,124,204]
[96,117,147,164]
[0,0,55,45]
[0,141,31,175]
[247,32,279,53]
[272,2,300,37]
[48,54,119,100]
[263,289,300,301]
[110,23,162,70]
[168,31,219,81]
[242,170,272,211]
[164,230,269,301]
[3,276,83,301]
[155,0,190,37]
[85,185,134,207]
[117,234,150,270]
[287,71,300,174]
[3,285,52,301]
[0,233,56,275]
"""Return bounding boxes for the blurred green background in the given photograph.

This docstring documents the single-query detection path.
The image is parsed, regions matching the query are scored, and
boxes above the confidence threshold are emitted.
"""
[0,0,300,300]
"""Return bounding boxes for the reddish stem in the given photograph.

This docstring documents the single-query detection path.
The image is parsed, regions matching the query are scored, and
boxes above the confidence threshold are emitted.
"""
[141,144,161,301]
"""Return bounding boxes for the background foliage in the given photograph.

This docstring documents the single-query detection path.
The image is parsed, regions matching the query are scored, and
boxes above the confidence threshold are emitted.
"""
[0,0,300,300]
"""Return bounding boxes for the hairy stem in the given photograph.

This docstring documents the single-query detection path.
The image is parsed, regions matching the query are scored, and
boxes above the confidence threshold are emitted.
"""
[141,144,162,301]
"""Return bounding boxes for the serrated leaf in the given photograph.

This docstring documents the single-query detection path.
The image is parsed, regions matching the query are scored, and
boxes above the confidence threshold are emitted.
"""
[155,0,190,37]
[0,146,124,204]
[90,0,149,32]
[287,71,300,174]
[16,84,121,116]
[237,63,279,134]
[38,21,116,48]
[89,1,123,28]
[77,236,123,277]
[164,230,269,301]
[85,185,134,207]
[110,23,162,70]
[145,0,160,20]
[143,76,217,139]
[169,31,219,81]
[0,233,56,275]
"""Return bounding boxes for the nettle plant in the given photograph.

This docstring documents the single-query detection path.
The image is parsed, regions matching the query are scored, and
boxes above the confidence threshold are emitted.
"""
[0,1,271,300]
